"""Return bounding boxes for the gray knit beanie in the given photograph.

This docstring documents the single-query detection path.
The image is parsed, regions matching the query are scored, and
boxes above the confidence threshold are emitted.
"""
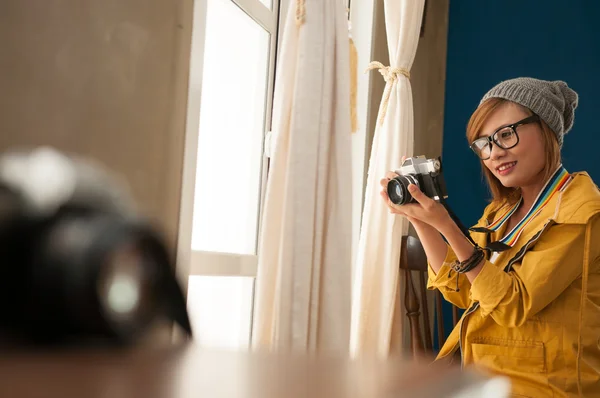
[480,77,579,146]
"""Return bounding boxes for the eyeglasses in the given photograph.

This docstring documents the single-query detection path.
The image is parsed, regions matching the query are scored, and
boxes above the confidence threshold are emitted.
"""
[469,114,540,160]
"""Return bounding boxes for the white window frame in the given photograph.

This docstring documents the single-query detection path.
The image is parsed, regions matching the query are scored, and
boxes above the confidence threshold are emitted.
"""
[174,0,377,344]
[176,0,281,297]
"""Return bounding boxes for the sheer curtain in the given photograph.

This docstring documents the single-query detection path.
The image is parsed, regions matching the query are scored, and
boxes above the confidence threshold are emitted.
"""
[350,0,425,358]
[251,0,353,353]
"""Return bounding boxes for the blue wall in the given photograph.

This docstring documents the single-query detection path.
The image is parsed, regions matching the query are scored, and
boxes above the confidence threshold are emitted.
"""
[437,0,600,343]
[442,0,600,227]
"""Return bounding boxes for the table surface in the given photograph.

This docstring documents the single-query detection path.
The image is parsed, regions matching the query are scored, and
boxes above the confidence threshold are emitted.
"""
[0,343,510,398]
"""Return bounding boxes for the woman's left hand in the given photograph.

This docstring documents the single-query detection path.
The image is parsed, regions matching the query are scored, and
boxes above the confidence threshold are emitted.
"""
[398,184,452,232]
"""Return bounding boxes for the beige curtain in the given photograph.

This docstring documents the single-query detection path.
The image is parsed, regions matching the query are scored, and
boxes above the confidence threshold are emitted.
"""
[251,0,353,353]
[350,0,425,358]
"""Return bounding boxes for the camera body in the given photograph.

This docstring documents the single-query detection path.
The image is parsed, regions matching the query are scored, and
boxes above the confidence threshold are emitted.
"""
[0,147,192,347]
[386,156,448,206]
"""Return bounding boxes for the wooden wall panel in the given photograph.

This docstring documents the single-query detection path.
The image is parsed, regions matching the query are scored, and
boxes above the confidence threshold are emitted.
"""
[0,0,194,250]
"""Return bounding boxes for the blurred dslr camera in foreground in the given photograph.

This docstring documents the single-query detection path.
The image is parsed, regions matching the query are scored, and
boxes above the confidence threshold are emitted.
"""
[387,156,449,206]
[0,147,192,347]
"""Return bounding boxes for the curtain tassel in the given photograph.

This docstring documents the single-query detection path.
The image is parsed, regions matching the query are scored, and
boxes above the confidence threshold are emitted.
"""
[296,0,305,26]
[365,62,410,126]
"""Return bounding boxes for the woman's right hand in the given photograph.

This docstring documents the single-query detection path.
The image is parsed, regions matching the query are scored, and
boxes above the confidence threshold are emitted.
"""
[379,177,428,232]
[379,156,428,229]
[378,158,450,274]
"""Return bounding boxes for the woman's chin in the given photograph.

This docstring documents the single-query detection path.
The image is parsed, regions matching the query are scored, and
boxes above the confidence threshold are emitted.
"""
[496,174,521,188]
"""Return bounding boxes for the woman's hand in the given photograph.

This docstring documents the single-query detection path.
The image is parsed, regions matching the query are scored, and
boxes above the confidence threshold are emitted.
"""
[379,171,422,226]
[399,184,453,232]
[379,173,452,232]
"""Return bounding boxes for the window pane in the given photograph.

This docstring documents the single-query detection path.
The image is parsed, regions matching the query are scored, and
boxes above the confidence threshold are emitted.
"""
[187,276,254,350]
[192,0,270,254]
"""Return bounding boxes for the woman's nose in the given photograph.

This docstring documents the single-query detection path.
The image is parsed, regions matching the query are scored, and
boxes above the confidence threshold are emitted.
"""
[489,142,507,160]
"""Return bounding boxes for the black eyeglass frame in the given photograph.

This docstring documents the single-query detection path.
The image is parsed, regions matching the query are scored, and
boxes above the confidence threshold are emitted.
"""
[469,114,540,160]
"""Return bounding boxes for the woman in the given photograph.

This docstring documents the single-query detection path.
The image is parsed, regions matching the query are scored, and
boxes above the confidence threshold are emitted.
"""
[380,77,600,397]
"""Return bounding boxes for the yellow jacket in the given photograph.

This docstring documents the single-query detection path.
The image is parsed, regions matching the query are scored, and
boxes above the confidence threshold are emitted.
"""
[428,172,600,397]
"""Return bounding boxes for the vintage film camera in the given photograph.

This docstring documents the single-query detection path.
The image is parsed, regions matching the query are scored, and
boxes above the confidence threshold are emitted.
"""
[0,147,192,346]
[386,156,448,206]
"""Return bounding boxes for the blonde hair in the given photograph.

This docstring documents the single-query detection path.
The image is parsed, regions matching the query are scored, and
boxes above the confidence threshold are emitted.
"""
[466,98,561,204]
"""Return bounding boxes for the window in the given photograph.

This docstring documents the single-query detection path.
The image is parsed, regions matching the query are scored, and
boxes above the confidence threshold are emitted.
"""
[178,0,280,350]
[191,0,270,256]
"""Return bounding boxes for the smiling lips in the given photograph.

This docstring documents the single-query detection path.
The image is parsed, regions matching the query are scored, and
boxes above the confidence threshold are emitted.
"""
[496,161,517,176]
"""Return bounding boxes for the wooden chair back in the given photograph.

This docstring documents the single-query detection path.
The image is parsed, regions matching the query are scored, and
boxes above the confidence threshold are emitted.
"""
[399,235,459,357]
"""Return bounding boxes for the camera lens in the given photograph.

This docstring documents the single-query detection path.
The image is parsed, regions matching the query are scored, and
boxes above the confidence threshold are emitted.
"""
[387,175,418,205]
[96,238,160,339]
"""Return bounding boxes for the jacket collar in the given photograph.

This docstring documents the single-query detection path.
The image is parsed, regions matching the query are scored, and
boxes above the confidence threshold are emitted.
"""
[472,172,600,252]
[552,172,600,224]
[479,172,600,227]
